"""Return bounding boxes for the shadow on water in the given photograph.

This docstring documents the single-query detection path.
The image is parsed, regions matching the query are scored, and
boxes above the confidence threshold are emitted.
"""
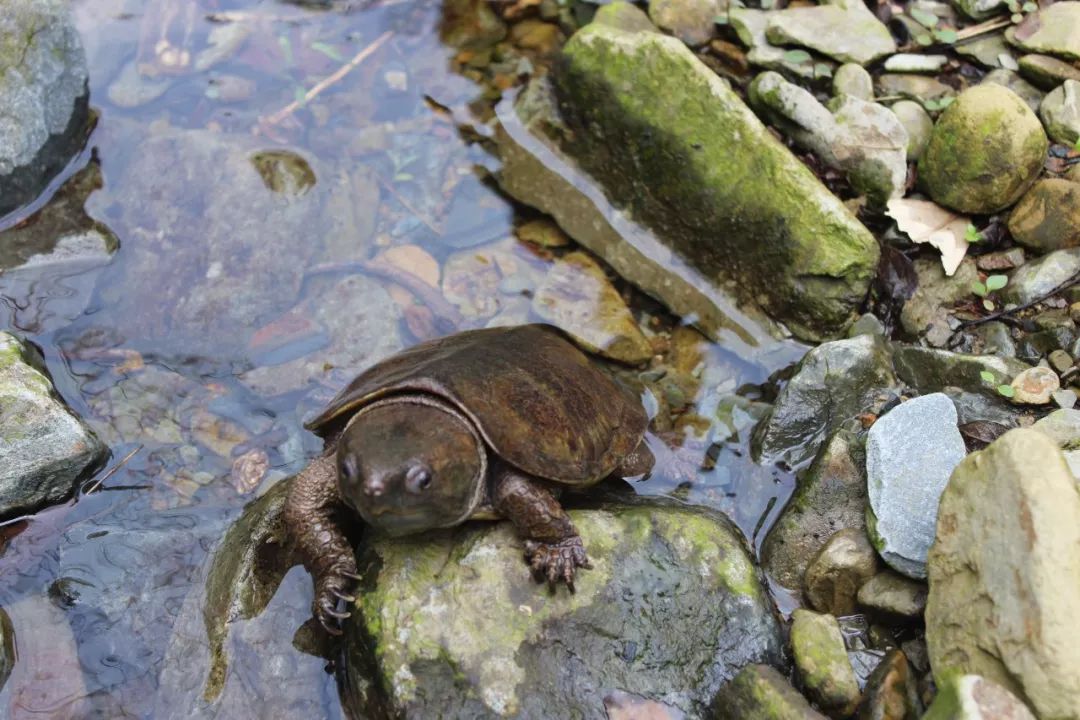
[0,0,804,715]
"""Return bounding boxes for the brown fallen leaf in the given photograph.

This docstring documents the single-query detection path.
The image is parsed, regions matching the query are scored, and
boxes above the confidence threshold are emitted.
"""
[231,448,269,495]
[885,198,971,276]
[958,420,1011,451]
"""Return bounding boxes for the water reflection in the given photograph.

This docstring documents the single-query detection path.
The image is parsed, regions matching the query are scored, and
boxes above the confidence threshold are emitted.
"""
[0,0,803,715]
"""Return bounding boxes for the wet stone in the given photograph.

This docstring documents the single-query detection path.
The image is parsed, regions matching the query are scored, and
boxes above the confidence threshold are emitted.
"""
[926,429,1080,719]
[1038,79,1080,146]
[857,570,928,618]
[892,346,1032,398]
[866,393,967,579]
[856,649,923,719]
[804,528,879,617]
[790,609,861,718]
[712,664,827,719]
[1018,54,1080,90]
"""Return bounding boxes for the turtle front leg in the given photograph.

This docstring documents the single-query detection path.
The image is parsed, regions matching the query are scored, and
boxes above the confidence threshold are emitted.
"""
[492,467,591,590]
[284,452,359,635]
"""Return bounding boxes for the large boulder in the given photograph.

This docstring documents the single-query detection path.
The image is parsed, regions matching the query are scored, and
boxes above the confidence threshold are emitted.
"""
[1007,179,1080,254]
[0,0,90,218]
[926,429,1080,719]
[0,332,108,517]
[919,84,1048,214]
[342,503,786,718]
[505,21,880,342]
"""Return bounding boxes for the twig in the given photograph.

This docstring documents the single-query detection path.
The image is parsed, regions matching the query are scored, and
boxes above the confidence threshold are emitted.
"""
[955,16,1012,42]
[960,270,1080,328]
[374,174,443,237]
[258,30,392,130]
[84,445,143,494]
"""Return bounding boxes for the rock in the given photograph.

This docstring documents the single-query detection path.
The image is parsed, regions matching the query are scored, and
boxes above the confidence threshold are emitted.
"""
[892,346,1032,397]
[730,8,827,81]
[790,609,861,717]
[765,0,896,65]
[833,63,874,100]
[923,675,1036,720]
[532,251,652,364]
[865,393,967,579]
[981,69,1044,113]
[0,0,90,217]
[342,503,786,718]
[976,247,1027,272]
[926,429,1080,718]
[804,529,879,616]
[1006,2,1080,61]
[439,0,507,50]
[1008,365,1060,404]
[1008,178,1080,253]
[503,25,881,342]
[884,54,949,73]
[857,570,928,617]
[877,74,955,107]
[106,60,172,108]
[753,335,898,467]
[856,650,923,720]
[943,387,1027,427]
[761,429,869,592]
[890,100,934,161]
[1003,247,1080,305]
[955,34,1014,68]
[748,71,909,204]
[1018,54,1080,90]
[920,84,1048,213]
[900,257,979,345]
[0,607,12,693]
[593,2,659,33]
[648,0,722,46]
[1069,163,1080,184]
[972,321,1017,359]
[1038,79,1080,145]
[952,0,1006,19]
[1030,407,1080,467]
[712,664,828,719]
[0,332,108,517]
[1053,388,1078,410]
[847,313,886,338]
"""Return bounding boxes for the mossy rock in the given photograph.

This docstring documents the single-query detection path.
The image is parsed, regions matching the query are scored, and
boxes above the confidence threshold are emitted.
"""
[919,84,1048,214]
[342,502,786,719]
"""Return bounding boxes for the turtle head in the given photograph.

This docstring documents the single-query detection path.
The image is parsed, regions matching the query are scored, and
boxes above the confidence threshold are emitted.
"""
[336,395,487,536]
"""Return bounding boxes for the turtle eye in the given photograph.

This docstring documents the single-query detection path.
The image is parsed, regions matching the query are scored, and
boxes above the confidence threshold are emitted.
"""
[340,455,360,485]
[405,464,433,494]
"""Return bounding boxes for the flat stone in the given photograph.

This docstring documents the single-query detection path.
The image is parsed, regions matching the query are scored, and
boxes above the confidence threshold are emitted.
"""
[890,100,934,161]
[1006,2,1080,61]
[1018,54,1080,90]
[1009,365,1060,404]
[1039,79,1080,146]
[954,34,1013,68]
[923,674,1036,720]
[0,332,109,517]
[790,610,861,717]
[712,665,827,719]
[927,429,1080,719]
[884,54,949,73]
[876,74,955,105]
[761,429,870,593]
[765,1,896,65]
[730,8,826,81]
[1008,179,1080,253]
[920,84,1048,214]
[866,393,967,579]
[893,345,1032,397]
[857,570,928,617]
[753,334,898,466]
[804,528,879,616]
[1003,248,1080,305]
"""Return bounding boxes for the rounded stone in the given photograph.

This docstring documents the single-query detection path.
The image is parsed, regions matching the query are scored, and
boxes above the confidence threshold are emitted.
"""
[833,63,874,101]
[1009,366,1060,404]
[890,100,934,161]
[919,84,1049,213]
[804,528,879,616]
[1007,178,1080,253]
[790,609,861,717]
[1039,79,1080,146]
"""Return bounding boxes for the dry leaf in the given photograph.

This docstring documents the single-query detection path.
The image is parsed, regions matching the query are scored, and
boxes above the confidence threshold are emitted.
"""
[885,198,970,276]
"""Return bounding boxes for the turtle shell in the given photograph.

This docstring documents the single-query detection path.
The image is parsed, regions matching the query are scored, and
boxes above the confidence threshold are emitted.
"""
[305,324,647,485]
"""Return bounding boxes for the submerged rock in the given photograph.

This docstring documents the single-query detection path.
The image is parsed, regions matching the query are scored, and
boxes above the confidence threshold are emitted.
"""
[926,429,1080,719]
[790,610,860,717]
[919,84,1048,214]
[753,334,897,466]
[764,0,896,65]
[712,664,827,719]
[512,22,880,341]
[761,428,870,592]
[1006,2,1080,61]
[865,393,967,579]
[0,0,90,218]
[1038,78,1080,146]
[1008,178,1080,253]
[0,332,108,517]
[922,675,1036,720]
[342,503,786,718]
[748,71,908,204]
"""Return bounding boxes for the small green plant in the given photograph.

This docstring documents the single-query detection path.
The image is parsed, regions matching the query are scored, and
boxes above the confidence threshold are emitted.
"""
[909,8,958,44]
[1004,0,1038,23]
[1073,137,1080,154]
[783,49,812,64]
[997,384,1016,398]
[972,274,1008,311]
[924,96,955,113]
[965,223,983,244]
[981,370,1016,398]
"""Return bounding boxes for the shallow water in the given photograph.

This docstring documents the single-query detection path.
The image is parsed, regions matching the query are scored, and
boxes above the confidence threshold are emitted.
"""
[0,1,803,716]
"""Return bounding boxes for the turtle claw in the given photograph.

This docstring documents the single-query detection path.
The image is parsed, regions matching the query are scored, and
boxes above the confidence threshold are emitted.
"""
[314,567,360,635]
[332,589,357,603]
[523,536,590,592]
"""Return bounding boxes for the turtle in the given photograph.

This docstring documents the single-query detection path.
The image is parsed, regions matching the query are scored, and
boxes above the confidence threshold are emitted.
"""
[283,323,654,633]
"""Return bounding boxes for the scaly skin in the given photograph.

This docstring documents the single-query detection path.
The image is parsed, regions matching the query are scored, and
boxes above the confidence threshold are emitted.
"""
[283,451,359,635]
[492,467,591,590]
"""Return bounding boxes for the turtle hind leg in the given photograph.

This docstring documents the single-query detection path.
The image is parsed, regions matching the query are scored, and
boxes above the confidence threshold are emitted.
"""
[491,466,591,591]
[283,452,359,635]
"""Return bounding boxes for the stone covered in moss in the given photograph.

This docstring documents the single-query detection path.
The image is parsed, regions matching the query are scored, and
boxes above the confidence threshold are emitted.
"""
[790,609,860,717]
[1038,79,1080,146]
[0,332,108,517]
[342,504,785,718]
[712,664,827,719]
[919,84,1048,213]
[551,23,879,341]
